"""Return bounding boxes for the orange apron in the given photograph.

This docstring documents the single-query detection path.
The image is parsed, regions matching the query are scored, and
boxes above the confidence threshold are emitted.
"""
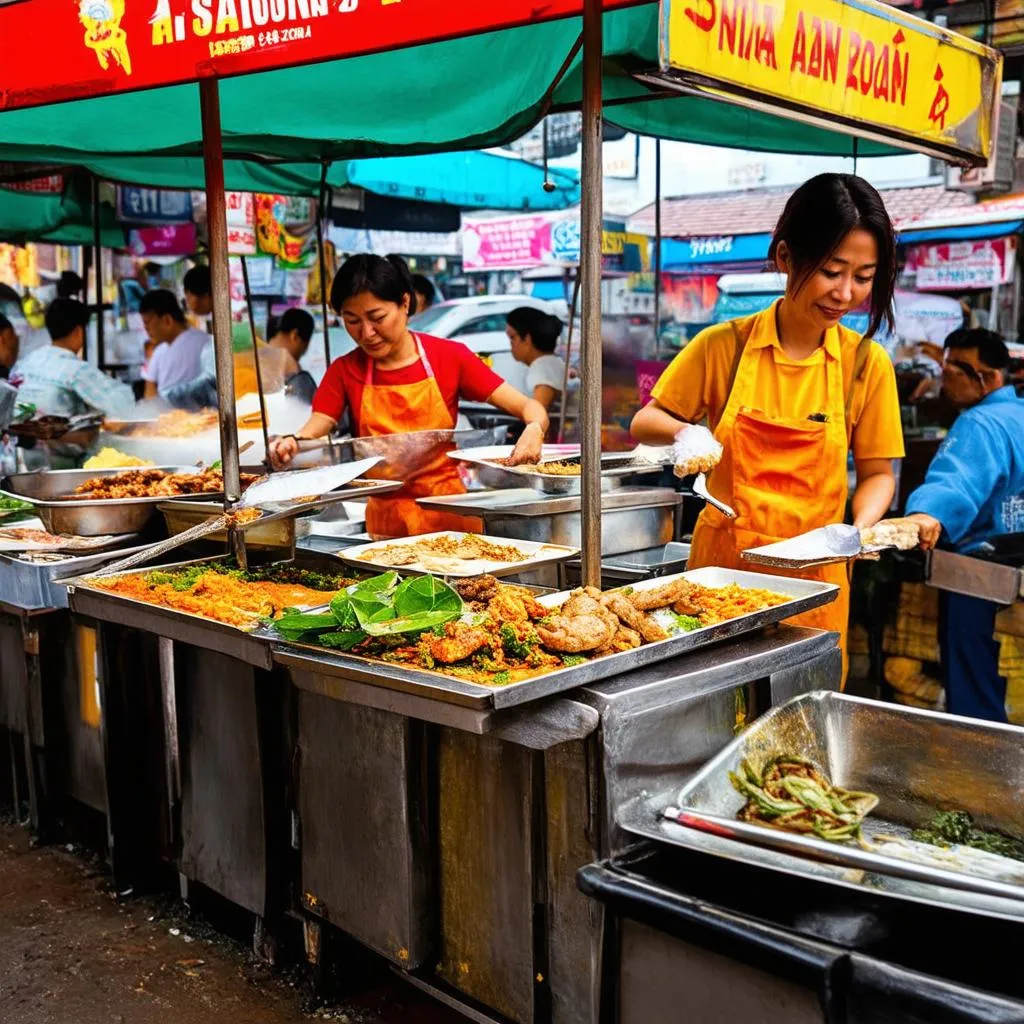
[360,334,483,540]
[687,321,853,678]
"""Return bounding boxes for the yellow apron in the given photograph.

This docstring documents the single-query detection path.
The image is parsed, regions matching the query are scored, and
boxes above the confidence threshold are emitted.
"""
[687,319,858,679]
[359,334,483,540]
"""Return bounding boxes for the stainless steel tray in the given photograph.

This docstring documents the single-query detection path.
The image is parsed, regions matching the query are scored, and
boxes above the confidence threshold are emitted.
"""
[0,543,154,611]
[652,691,1024,903]
[927,549,1024,605]
[270,566,838,711]
[2,466,224,536]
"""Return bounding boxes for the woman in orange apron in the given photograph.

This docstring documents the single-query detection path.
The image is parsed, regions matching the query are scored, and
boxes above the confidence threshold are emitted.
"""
[269,254,549,539]
[632,174,905,676]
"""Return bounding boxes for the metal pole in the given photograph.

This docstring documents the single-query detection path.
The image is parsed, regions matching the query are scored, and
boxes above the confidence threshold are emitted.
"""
[317,162,332,375]
[240,255,271,463]
[92,175,105,370]
[199,78,241,512]
[579,0,603,588]
[653,138,662,357]
[557,270,582,444]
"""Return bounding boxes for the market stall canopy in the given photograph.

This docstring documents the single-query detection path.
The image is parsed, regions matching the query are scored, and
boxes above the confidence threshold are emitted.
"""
[0,176,125,247]
[27,151,581,209]
[0,5,905,175]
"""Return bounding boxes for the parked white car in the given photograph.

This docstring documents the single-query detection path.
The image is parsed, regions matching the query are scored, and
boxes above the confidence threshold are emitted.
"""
[408,295,564,394]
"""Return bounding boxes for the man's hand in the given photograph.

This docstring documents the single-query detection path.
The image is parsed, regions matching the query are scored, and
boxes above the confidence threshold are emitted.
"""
[906,513,943,551]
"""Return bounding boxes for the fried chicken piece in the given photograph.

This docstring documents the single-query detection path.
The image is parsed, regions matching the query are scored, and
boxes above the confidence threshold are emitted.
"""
[594,625,643,657]
[422,622,492,664]
[629,579,705,612]
[455,575,499,605]
[600,592,669,643]
[536,588,619,653]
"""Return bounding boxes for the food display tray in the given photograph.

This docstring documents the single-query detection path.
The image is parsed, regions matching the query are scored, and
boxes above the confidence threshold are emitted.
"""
[336,531,579,579]
[640,691,1024,904]
[271,567,839,711]
[2,466,225,536]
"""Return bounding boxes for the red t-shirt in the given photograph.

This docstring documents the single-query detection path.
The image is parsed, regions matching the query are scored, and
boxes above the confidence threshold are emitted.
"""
[312,333,505,433]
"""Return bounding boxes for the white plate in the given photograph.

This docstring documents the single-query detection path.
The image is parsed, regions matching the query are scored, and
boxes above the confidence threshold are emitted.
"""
[0,527,135,553]
[448,444,581,467]
[240,457,383,508]
[336,530,579,579]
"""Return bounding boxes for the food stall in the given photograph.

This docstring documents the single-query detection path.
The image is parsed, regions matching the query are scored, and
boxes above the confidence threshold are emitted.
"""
[0,2,1012,1024]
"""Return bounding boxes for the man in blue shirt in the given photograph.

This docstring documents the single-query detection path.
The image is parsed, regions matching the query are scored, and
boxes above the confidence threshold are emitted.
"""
[907,328,1024,723]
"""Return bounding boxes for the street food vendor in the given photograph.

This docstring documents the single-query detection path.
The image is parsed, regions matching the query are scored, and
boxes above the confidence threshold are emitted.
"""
[905,328,1024,723]
[630,174,904,670]
[269,254,548,538]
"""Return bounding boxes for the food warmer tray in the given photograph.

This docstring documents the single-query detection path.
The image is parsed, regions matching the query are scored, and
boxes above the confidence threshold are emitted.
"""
[0,543,155,611]
[642,691,1024,904]
[2,466,226,537]
[271,566,838,712]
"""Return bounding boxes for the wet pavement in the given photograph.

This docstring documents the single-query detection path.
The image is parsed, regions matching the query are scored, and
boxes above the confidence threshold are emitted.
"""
[0,822,458,1024]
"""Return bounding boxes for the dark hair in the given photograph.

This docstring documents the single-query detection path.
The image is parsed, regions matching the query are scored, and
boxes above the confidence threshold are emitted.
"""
[45,298,90,341]
[0,313,11,333]
[410,274,436,308]
[139,289,186,324]
[944,327,1009,371]
[769,173,896,338]
[56,270,84,300]
[275,307,315,345]
[143,261,161,276]
[507,307,563,354]
[183,264,211,298]
[330,253,417,316]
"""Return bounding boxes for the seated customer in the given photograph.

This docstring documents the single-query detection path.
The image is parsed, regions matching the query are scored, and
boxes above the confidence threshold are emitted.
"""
[10,298,135,418]
[140,289,210,398]
[267,308,317,405]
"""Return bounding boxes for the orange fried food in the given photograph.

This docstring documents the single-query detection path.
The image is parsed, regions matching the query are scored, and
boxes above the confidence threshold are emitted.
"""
[535,588,619,653]
[628,578,704,611]
[601,591,669,643]
[423,622,492,664]
[594,625,643,658]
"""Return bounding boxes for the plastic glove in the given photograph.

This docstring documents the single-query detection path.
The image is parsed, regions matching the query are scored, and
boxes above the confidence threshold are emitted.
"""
[672,424,723,478]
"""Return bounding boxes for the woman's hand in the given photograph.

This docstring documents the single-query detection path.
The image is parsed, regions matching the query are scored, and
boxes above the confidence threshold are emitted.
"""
[508,421,544,466]
[268,435,298,469]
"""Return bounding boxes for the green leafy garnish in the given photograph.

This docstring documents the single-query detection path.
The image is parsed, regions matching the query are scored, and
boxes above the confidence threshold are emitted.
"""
[560,654,587,667]
[491,671,511,685]
[913,810,1024,862]
[348,572,401,627]
[316,629,367,651]
[0,496,32,512]
[329,591,360,631]
[357,574,463,637]
[274,612,338,635]
[500,623,537,659]
[673,614,703,633]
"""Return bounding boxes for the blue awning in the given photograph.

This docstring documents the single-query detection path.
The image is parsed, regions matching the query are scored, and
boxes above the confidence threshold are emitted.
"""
[343,151,579,212]
[661,232,772,269]
[897,220,1024,246]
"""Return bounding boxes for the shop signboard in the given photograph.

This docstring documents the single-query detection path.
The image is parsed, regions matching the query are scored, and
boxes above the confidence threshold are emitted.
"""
[2,0,638,113]
[646,0,1002,165]
[908,237,1017,290]
[116,187,192,224]
[128,223,198,256]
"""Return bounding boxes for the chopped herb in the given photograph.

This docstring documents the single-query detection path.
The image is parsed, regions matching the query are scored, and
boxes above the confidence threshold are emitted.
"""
[491,671,511,685]
[913,810,1024,862]
[499,623,537,659]
[560,654,587,667]
[673,613,703,632]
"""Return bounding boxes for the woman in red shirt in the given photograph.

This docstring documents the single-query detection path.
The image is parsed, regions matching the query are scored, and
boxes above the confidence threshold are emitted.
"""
[269,254,548,539]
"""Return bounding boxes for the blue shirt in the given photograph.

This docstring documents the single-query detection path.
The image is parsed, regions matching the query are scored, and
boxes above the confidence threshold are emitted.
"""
[907,386,1024,553]
[10,345,136,419]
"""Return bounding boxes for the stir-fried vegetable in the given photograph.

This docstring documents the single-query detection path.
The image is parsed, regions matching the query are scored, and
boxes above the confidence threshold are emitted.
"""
[913,810,1024,863]
[729,756,879,842]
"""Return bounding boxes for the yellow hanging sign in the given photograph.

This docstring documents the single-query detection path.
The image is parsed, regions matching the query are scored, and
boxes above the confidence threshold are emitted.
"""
[652,0,1002,165]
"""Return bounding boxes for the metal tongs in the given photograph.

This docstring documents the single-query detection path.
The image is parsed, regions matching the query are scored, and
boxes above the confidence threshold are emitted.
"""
[689,472,736,519]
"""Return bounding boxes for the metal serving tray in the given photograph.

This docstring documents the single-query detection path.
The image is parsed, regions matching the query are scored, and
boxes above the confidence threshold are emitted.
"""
[2,466,224,536]
[650,691,1024,903]
[271,566,838,711]
[0,543,154,610]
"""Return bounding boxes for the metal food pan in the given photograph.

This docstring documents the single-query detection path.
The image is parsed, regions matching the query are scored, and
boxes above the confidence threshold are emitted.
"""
[3,466,224,536]
[270,566,838,711]
[656,691,1024,903]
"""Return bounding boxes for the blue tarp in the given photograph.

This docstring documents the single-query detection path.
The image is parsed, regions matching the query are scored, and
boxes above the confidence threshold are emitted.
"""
[712,290,870,335]
[897,220,1024,245]
[342,151,579,211]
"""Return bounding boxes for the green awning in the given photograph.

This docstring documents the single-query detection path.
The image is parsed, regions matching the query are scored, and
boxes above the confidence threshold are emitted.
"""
[0,6,899,179]
[0,175,125,246]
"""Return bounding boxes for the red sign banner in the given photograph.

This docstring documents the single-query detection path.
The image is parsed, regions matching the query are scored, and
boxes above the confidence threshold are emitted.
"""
[1,0,639,113]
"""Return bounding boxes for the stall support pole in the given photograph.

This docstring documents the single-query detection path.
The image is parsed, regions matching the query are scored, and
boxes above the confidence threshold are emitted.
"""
[317,162,332,375]
[92,175,106,371]
[240,256,271,460]
[557,271,581,444]
[653,139,662,354]
[200,78,242,512]
[579,0,604,588]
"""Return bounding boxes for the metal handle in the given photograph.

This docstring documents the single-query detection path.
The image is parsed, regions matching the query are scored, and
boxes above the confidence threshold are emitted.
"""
[692,472,736,519]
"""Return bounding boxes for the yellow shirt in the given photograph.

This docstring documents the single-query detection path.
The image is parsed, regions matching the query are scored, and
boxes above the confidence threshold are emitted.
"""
[651,305,905,499]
